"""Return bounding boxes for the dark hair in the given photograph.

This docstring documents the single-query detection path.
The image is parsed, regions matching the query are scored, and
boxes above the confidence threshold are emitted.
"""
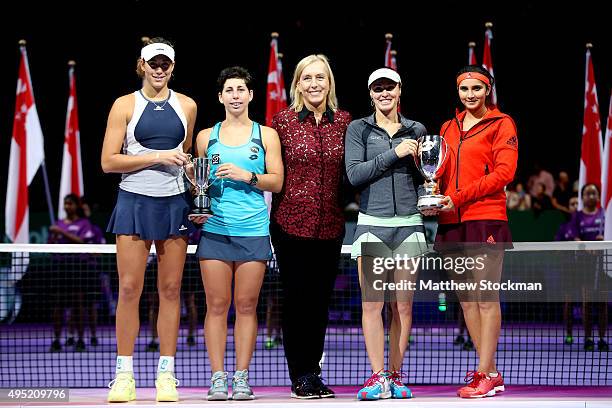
[136,37,175,78]
[64,193,80,204]
[64,193,84,218]
[216,66,253,93]
[146,37,174,47]
[580,183,600,198]
[456,65,495,109]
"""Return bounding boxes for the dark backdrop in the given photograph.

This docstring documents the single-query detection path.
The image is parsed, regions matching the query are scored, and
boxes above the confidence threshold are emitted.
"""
[0,1,610,231]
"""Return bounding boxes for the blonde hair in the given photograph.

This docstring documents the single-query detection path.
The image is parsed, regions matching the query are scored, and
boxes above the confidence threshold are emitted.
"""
[289,54,338,112]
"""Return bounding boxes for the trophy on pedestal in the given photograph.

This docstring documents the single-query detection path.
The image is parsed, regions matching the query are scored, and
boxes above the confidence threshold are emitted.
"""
[415,135,448,211]
[183,156,214,217]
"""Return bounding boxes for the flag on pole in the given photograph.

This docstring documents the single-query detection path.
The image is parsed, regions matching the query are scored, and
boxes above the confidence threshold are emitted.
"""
[58,62,84,219]
[384,33,393,67]
[5,43,45,243]
[468,41,477,65]
[578,45,603,210]
[482,23,497,107]
[389,49,400,114]
[601,91,612,238]
[265,32,287,127]
[389,50,398,70]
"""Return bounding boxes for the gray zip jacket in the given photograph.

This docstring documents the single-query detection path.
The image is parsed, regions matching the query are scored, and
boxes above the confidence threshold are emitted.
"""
[345,114,427,217]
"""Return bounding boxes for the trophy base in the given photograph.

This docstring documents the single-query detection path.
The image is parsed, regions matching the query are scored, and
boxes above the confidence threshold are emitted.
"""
[417,195,445,211]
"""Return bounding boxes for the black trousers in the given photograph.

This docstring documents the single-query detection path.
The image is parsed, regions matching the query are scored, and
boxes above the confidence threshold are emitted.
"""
[271,223,343,383]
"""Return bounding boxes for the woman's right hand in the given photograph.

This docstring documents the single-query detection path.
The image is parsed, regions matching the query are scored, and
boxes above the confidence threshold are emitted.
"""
[394,139,418,158]
[420,208,439,217]
[188,214,212,225]
[154,150,190,166]
[49,225,64,235]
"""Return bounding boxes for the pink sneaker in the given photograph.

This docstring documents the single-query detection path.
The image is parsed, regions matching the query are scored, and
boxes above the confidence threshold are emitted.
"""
[457,371,496,398]
[489,371,505,392]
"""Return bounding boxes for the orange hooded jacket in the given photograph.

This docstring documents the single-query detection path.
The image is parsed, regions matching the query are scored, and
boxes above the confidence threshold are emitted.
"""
[437,109,518,225]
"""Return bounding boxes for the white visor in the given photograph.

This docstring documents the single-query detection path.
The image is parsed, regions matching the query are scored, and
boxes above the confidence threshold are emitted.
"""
[141,43,175,62]
[368,68,401,88]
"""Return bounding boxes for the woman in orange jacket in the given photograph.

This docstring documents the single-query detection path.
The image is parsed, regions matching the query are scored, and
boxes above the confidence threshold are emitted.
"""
[424,65,518,398]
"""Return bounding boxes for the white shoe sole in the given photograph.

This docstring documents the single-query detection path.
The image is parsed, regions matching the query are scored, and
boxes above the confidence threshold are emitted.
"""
[207,393,228,401]
[232,393,255,400]
[465,389,496,398]
[291,392,320,399]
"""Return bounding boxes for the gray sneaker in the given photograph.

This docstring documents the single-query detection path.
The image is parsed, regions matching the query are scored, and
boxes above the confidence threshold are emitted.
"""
[232,369,254,400]
[207,371,228,401]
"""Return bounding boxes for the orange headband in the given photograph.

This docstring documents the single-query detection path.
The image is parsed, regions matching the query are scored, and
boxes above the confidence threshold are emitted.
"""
[456,72,491,87]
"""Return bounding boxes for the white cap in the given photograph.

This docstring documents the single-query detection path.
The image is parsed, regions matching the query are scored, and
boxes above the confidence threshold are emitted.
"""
[141,43,175,62]
[367,68,401,88]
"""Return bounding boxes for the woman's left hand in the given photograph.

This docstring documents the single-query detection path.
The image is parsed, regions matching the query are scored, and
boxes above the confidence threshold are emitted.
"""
[215,163,250,182]
[438,196,455,211]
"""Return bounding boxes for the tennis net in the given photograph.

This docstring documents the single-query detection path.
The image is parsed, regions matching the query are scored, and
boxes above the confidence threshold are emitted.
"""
[0,242,610,387]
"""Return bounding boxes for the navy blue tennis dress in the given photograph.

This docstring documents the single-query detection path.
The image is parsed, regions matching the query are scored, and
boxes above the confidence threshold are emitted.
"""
[107,90,195,240]
[195,122,271,261]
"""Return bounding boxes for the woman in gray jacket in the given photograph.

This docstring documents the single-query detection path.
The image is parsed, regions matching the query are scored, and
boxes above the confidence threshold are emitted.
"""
[345,68,427,401]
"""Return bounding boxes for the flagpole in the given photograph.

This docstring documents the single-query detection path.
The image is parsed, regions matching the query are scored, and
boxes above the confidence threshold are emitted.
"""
[19,39,56,226]
[468,41,476,64]
[385,33,393,67]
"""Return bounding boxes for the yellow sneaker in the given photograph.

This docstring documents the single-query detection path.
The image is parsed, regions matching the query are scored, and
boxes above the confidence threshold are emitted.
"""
[156,371,180,402]
[107,372,136,402]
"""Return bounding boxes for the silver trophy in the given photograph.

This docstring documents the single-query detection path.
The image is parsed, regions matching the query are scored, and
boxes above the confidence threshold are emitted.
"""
[183,156,214,217]
[415,135,448,211]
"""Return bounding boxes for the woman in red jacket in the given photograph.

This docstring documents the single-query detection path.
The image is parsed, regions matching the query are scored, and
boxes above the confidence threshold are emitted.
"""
[425,65,518,398]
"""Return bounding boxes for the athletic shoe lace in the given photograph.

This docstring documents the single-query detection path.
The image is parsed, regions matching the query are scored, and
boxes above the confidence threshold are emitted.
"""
[108,374,132,390]
[233,371,249,388]
[463,371,486,388]
[363,370,385,388]
[157,373,179,391]
[388,370,407,386]
[211,372,227,389]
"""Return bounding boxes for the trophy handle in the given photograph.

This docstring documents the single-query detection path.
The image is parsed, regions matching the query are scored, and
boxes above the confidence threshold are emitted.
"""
[434,137,449,181]
[180,153,198,188]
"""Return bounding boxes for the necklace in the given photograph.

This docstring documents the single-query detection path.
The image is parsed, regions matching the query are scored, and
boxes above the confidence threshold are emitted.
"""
[140,90,170,111]
[151,97,169,111]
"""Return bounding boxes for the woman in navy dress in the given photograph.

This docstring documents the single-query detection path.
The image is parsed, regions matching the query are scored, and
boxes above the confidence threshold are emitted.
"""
[101,37,197,402]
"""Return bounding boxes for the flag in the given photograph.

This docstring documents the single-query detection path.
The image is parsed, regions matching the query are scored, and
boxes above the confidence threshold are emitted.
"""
[384,33,393,67]
[389,49,400,113]
[602,91,612,239]
[265,33,287,127]
[482,23,497,107]
[578,46,603,210]
[468,42,477,65]
[58,63,84,219]
[5,44,45,243]
[389,50,397,71]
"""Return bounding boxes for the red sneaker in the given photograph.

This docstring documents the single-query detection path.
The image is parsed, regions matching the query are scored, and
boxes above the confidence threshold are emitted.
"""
[457,371,496,398]
[489,371,505,392]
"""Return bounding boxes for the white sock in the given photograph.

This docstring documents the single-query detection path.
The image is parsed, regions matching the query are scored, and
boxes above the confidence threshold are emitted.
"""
[158,356,175,373]
[116,356,133,374]
[489,372,499,377]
